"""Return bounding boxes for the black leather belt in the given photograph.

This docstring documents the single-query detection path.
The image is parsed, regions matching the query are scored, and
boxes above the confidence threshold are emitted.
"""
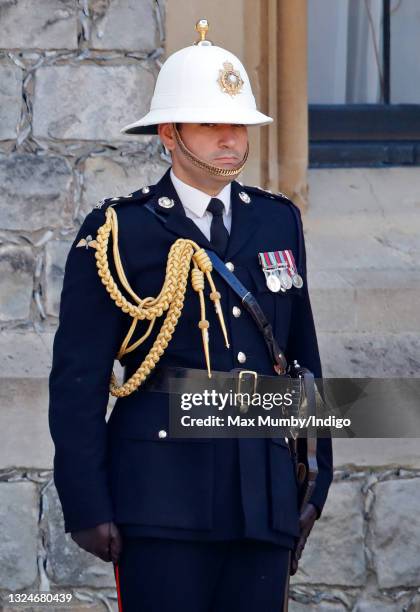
[143,366,298,398]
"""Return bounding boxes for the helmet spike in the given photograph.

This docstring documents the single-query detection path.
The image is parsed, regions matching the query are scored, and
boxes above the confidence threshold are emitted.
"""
[195,19,213,46]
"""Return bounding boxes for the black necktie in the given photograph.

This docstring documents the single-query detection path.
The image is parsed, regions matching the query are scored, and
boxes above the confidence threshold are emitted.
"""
[207,198,229,258]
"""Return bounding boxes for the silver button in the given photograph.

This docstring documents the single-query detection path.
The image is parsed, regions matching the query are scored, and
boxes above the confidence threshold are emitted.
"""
[158,429,167,439]
[141,186,150,194]
[285,437,288,443]
[237,351,246,364]
[232,306,241,318]
[158,197,174,209]
[226,262,235,272]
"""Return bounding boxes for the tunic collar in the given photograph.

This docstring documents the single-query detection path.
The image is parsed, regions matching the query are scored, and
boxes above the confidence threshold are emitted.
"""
[170,168,231,219]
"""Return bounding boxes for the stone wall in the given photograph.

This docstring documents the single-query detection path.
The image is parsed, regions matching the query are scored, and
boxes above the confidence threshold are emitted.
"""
[0,2,167,610]
[0,2,419,611]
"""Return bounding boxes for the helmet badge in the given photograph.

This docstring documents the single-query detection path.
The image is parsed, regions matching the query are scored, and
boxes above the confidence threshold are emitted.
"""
[218,62,244,97]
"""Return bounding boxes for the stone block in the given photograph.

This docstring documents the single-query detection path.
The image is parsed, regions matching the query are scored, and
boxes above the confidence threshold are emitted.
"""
[308,167,420,217]
[289,602,346,612]
[333,438,420,470]
[0,482,38,590]
[59,603,108,612]
[353,599,409,611]
[317,332,420,377]
[0,602,107,612]
[43,484,115,587]
[372,478,420,588]
[0,154,72,231]
[309,270,420,334]
[0,331,54,378]
[0,245,34,321]
[0,0,78,50]
[33,64,155,141]
[305,224,417,271]
[0,378,53,469]
[81,155,167,215]
[45,239,73,317]
[90,0,158,51]
[64,604,107,612]
[0,62,22,140]
[292,481,366,586]
[311,288,356,333]
[306,168,420,272]
[308,268,420,291]
[355,287,420,332]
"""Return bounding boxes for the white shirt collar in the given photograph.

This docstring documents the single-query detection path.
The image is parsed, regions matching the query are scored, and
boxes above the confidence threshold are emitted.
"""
[170,168,231,219]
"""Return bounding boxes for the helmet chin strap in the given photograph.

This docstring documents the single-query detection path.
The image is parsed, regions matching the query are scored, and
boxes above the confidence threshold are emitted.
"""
[173,123,249,178]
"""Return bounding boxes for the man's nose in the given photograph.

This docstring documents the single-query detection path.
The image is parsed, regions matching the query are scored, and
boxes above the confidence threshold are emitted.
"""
[217,125,237,147]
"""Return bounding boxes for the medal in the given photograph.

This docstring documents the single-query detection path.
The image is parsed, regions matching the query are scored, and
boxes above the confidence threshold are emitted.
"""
[281,269,293,290]
[292,273,303,288]
[259,253,279,293]
[283,250,304,289]
[276,251,293,290]
[265,270,281,292]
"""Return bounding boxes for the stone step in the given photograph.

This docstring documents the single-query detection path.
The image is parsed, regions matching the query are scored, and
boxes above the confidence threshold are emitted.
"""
[317,331,420,377]
[304,268,419,333]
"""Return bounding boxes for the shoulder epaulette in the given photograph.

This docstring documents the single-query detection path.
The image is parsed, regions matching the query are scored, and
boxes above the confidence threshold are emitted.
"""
[243,184,294,204]
[243,184,302,221]
[93,185,156,210]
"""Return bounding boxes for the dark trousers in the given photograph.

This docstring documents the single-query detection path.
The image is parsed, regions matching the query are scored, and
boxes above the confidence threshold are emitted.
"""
[115,537,290,612]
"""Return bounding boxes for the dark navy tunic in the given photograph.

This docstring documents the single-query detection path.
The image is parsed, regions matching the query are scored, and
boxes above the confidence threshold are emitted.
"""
[49,168,333,551]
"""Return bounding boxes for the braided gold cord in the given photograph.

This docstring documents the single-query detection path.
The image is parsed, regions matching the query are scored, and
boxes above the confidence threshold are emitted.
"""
[94,206,228,397]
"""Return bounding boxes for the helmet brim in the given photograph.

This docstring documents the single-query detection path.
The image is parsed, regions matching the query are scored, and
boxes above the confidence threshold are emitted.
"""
[121,108,273,135]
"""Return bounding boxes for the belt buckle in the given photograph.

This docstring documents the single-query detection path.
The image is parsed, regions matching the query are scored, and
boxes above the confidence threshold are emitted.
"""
[236,370,258,413]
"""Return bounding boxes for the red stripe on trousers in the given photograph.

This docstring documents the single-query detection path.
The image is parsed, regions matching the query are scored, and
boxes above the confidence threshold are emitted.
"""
[114,563,123,612]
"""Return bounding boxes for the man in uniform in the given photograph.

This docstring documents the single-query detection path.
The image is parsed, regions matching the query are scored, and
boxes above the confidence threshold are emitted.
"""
[49,20,333,612]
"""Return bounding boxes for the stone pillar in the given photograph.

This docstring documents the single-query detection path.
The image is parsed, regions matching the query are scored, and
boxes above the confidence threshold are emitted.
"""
[276,0,309,209]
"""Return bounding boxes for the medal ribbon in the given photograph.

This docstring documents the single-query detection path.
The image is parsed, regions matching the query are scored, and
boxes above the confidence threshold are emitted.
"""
[284,249,297,273]
[258,251,289,270]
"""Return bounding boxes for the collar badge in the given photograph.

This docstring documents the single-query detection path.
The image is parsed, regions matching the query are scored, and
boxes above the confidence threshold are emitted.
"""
[239,191,251,204]
[158,196,175,209]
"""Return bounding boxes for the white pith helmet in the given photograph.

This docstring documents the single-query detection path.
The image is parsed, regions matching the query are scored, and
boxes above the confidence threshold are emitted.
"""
[121,19,273,135]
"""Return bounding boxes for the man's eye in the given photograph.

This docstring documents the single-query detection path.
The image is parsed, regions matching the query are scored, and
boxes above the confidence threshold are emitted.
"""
[199,123,245,128]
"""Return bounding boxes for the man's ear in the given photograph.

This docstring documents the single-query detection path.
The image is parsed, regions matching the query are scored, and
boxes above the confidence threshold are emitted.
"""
[158,123,176,152]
